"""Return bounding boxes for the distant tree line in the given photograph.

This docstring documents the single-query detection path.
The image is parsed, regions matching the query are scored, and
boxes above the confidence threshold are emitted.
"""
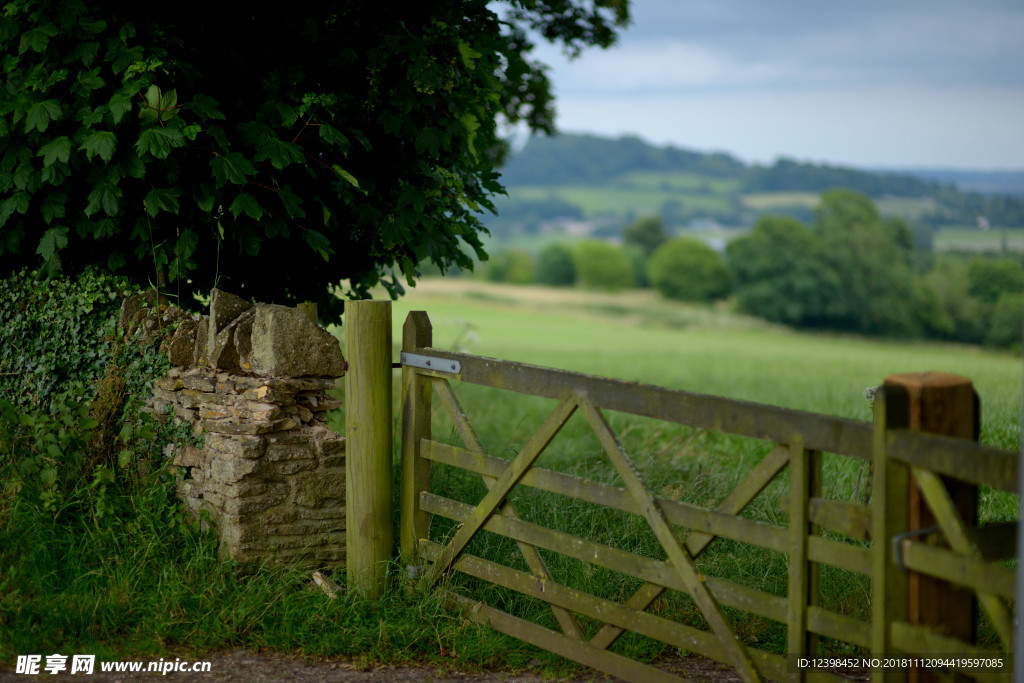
[469,189,1023,350]
[498,134,1024,229]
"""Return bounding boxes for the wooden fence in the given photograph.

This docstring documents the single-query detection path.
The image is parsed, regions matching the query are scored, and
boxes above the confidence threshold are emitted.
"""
[347,306,1019,682]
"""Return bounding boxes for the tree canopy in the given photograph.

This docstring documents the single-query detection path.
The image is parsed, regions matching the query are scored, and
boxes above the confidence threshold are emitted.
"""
[0,1,629,323]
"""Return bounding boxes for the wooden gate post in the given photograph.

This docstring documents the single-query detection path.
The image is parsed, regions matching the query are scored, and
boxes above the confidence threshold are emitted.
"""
[882,372,979,683]
[344,300,393,599]
[400,311,432,561]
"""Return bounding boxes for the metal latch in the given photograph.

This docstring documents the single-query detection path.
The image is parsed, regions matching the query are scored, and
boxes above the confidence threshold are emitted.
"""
[400,352,461,374]
[892,526,940,573]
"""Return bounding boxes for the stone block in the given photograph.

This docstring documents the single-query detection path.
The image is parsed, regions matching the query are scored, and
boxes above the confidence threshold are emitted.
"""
[182,374,216,393]
[276,460,318,475]
[293,469,345,508]
[209,289,252,337]
[265,510,298,525]
[168,317,200,366]
[209,455,262,484]
[315,437,345,457]
[249,304,346,378]
[192,316,210,366]
[173,445,206,468]
[155,377,184,392]
[266,444,315,461]
[321,456,345,469]
[201,417,297,435]
[205,433,266,459]
[223,494,287,515]
[296,507,346,521]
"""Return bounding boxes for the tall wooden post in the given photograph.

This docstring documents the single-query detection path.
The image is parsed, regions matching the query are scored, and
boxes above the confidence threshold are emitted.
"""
[883,372,978,683]
[400,311,432,561]
[345,300,393,599]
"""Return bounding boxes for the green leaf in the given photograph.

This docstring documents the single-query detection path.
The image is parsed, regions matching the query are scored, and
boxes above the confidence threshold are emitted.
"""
[76,68,104,93]
[41,193,68,224]
[331,164,359,188]
[135,127,184,159]
[36,226,69,260]
[195,185,215,213]
[211,153,256,185]
[79,416,100,430]
[19,25,58,54]
[84,183,120,217]
[0,191,30,226]
[79,131,116,162]
[229,194,264,221]
[118,449,132,468]
[279,185,306,219]
[144,188,181,217]
[39,467,58,485]
[458,40,483,69]
[38,136,71,167]
[108,91,132,124]
[303,229,333,259]
[184,94,225,120]
[24,100,62,133]
[254,138,304,170]
[459,113,480,157]
[318,124,349,147]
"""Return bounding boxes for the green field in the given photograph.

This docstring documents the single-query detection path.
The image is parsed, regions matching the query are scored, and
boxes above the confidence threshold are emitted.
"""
[934,226,1024,252]
[388,279,1021,448]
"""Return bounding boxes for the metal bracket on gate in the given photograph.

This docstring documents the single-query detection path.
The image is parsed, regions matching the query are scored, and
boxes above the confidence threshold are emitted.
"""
[401,352,461,374]
[892,525,940,573]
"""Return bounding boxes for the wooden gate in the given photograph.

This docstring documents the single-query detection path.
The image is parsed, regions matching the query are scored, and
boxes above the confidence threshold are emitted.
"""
[396,310,1016,683]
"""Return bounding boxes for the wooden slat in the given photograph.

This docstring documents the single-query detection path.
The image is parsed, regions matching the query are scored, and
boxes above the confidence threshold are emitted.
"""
[445,591,683,683]
[871,386,910,683]
[421,541,846,683]
[400,311,432,559]
[423,440,789,554]
[890,621,1012,681]
[410,346,874,459]
[424,393,577,586]
[807,536,872,575]
[778,495,873,541]
[913,467,1014,649]
[788,438,812,679]
[805,606,871,649]
[432,379,584,641]
[886,430,1018,492]
[898,541,1016,600]
[420,492,789,624]
[578,396,761,683]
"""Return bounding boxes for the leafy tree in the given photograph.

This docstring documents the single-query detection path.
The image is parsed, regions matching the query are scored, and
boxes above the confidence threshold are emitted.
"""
[623,215,667,256]
[0,1,629,324]
[647,238,730,302]
[573,240,633,291]
[966,257,1024,304]
[485,248,535,285]
[536,242,576,286]
[812,189,922,336]
[987,292,1024,349]
[726,216,843,326]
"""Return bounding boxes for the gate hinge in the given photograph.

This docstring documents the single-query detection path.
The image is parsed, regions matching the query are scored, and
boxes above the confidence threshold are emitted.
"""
[400,352,461,374]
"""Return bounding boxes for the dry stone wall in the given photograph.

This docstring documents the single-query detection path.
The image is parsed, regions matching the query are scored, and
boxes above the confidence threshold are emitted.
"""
[134,288,348,566]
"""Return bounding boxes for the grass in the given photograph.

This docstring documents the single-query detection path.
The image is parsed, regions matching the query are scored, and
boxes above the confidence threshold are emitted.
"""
[511,184,734,217]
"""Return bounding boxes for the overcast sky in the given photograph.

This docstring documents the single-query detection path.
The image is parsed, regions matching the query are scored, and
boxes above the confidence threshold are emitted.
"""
[526,0,1024,170]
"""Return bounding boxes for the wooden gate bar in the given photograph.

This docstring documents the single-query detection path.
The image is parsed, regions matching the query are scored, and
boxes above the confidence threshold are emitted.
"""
[445,591,685,683]
[432,378,585,641]
[400,311,433,559]
[577,396,761,683]
[897,542,1015,599]
[424,393,578,586]
[408,347,874,459]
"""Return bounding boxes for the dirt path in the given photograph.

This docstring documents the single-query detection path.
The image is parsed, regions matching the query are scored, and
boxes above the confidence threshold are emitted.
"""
[0,650,747,682]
